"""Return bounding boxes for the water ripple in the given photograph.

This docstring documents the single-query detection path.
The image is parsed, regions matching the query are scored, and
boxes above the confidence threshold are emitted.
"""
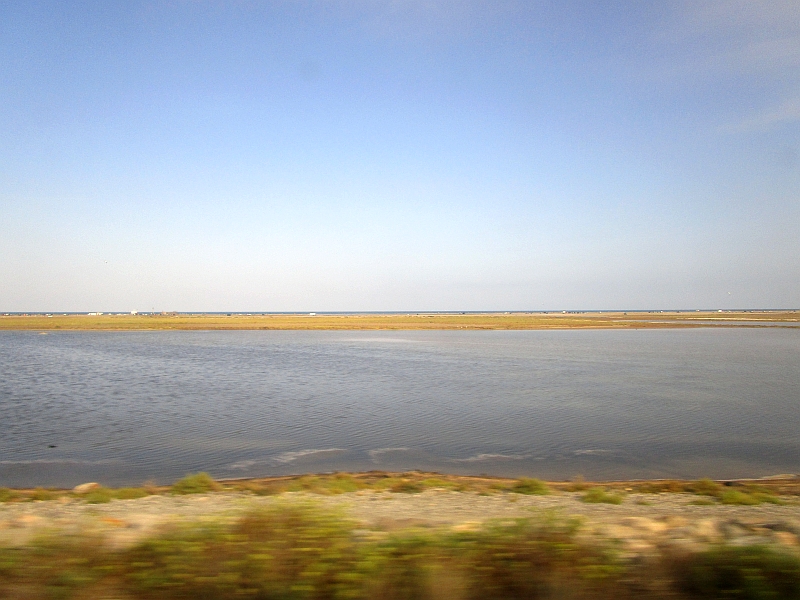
[1,329,799,486]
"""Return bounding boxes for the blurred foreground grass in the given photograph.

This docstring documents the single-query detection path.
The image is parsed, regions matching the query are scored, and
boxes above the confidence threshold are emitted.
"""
[1,502,799,600]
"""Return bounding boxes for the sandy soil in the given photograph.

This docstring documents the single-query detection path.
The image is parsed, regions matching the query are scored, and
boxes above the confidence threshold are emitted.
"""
[2,489,799,558]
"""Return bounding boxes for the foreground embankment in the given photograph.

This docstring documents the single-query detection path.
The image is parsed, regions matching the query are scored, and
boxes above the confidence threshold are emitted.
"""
[2,472,800,599]
[1,310,798,330]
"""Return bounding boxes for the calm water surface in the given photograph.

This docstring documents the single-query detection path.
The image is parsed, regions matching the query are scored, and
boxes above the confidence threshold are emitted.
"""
[1,329,798,487]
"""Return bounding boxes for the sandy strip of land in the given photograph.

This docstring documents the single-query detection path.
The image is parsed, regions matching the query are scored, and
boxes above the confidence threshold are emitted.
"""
[2,489,799,559]
[1,310,798,331]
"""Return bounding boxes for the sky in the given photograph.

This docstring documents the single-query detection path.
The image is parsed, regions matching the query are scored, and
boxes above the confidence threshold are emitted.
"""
[1,0,798,312]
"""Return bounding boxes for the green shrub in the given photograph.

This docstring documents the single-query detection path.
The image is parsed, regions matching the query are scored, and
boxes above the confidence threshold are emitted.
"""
[720,490,761,506]
[287,474,329,493]
[581,488,624,505]
[324,473,363,494]
[739,486,783,504]
[688,478,723,497]
[126,504,364,599]
[459,516,622,600]
[752,492,784,505]
[510,477,550,495]
[364,534,439,600]
[0,534,110,598]
[679,545,800,600]
[83,487,113,504]
[171,472,219,495]
[114,487,150,500]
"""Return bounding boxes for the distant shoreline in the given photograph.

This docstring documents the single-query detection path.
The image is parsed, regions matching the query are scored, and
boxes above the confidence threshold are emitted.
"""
[1,310,799,331]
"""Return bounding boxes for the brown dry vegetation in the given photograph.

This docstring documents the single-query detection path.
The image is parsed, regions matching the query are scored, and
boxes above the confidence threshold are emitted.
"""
[1,310,798,331]
[3,472,799,501]
[218,472,800,499]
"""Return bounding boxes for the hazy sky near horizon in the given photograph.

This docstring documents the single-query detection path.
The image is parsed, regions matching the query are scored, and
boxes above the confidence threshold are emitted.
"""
[2,1,799,312]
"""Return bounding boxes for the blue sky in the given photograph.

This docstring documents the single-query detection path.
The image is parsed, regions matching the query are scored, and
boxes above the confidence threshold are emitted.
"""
[2,0,798,311]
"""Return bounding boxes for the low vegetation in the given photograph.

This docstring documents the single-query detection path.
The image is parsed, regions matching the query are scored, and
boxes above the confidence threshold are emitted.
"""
[687,478,724,496]
[510,477,550,495]
[28,487,57,502]
[170,472,220,494]
[581,487,625,504]
[0,488,19,502]
[1,472,796,503]
[233,472,487,496]
[1,505,798,600]
[629,479,788,505]
[677,545,800,599]
[720,490,783,506]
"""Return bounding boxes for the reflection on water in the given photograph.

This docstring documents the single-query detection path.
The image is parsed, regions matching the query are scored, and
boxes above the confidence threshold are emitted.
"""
[1,329,798,487]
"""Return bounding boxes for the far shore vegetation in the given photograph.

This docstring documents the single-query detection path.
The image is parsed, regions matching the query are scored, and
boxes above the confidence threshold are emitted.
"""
[0,310,798,331]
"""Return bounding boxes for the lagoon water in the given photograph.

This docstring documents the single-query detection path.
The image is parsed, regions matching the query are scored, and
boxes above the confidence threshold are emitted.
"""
[1,329,799,487]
